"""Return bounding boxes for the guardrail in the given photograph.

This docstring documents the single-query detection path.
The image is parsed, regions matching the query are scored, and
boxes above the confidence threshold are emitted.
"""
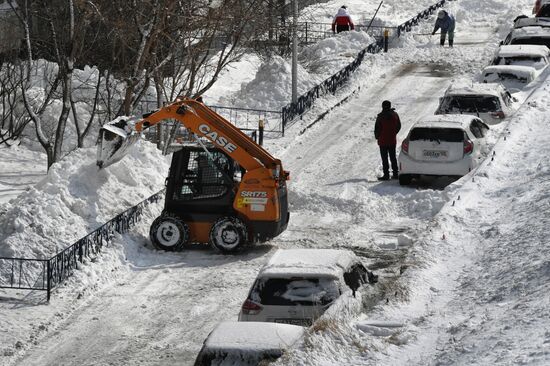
[281,0,448,128]
[0,189,165,301]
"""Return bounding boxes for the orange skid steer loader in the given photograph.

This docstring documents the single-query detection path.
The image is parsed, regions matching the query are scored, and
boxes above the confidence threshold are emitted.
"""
[97,97,289,253]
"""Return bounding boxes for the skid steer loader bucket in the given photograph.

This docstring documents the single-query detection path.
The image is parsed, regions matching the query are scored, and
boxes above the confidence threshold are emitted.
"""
[97,119,141,169]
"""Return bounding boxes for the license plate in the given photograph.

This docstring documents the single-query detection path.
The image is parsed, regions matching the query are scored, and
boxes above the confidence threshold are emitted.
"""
[423,150,447,158]
[274,318,311,326]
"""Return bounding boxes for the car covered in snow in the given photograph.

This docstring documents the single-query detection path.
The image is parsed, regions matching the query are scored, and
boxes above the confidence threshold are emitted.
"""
[238,249,377,326]
[492,45,550,70]
[194,321,304,366]
[514,16,550,29]
[481,65,536,92]
[398,115,490,186]
[434,82,516,124]
[503,25,550,48]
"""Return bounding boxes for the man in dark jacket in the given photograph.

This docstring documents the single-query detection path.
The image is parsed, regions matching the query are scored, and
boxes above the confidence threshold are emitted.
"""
[432,9,456,47]
[374,100,401,180]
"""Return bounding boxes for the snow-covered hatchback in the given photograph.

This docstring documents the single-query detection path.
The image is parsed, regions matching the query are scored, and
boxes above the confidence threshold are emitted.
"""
[194,322,304,366]
[481,65,536,92]
[398,115,490,186]
[434,82,516,124]
[492,45,550,71]
[503,25,550,48]
[238,249,377,326]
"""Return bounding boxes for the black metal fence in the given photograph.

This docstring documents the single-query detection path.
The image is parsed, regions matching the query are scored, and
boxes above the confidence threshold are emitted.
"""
[0,190,165,301]
[397,0,448,36]
[281,0,448,127]
[209,105,283,136]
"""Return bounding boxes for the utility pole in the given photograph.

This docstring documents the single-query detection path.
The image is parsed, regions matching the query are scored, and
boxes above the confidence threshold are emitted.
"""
[291,0,298,103]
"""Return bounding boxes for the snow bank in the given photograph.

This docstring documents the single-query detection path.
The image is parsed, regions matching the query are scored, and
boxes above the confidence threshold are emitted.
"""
[0,141,169,260]
[218,56,322,110]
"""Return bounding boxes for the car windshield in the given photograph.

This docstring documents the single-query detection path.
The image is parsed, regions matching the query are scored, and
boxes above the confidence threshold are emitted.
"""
[484,72,530,83]
[251,277,340,306]
[409,127,465,142]
[511,37,550,48]
[494,56,546,69]
[439,95,502,113]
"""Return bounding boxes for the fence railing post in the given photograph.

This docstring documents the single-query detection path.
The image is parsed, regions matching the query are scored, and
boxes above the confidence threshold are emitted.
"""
[47,260,51,302]
[384,29,389,52]
[258,119,264,146]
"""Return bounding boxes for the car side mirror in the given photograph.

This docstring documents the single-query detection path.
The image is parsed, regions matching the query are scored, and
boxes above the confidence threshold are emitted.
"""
[499,41,503,46]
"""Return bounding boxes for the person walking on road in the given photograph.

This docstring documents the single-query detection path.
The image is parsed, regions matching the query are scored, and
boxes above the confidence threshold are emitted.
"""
[374,100,401,181]
[432,9,455,47]
[332,5,355,34]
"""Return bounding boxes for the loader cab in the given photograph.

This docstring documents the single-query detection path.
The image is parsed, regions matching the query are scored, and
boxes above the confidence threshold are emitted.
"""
[165,146,238,219]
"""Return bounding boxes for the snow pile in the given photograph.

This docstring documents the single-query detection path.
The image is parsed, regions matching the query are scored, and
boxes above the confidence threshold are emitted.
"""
[0,141,169,260]
[219,56,322,110]
[299,31,375,76]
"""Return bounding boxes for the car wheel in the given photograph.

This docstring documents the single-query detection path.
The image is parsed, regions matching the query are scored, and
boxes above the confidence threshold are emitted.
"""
[210,217,248,253]
[399,174,412,186]
[149,214,190,251]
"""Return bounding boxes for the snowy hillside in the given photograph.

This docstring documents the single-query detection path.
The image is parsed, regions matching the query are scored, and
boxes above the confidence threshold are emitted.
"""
[1,0,547,365]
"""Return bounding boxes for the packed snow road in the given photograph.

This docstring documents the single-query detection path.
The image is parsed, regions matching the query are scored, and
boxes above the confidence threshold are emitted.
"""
[6,22,505,366]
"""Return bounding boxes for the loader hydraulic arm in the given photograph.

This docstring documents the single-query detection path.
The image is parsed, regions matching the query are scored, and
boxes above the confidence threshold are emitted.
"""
[134,97,285,179]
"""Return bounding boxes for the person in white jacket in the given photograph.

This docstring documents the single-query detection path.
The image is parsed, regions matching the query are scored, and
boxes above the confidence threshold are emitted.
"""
[332,5,355,34]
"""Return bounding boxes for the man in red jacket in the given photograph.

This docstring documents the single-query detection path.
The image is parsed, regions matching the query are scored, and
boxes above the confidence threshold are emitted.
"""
[374,100,401,180]
[332,5,355,34]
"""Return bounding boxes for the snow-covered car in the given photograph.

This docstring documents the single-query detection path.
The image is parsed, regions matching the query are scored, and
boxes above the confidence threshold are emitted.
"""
[492,44,550,70]
[514,16,550,29]
[434,82,516,124]
[238,249,377,326]
[194,322,304,366]
[481,65,536,92]
[503,26,550,48]
[398,115,490,186]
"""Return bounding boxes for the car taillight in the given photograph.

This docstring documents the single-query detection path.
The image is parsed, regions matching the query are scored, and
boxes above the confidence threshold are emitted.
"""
[463,140,473,155]
[241,299,262,315]
[401,138,409,154]
[490,111,505,119]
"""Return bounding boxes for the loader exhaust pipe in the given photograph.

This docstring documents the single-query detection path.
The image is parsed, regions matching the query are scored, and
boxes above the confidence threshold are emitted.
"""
[97,119,141,169]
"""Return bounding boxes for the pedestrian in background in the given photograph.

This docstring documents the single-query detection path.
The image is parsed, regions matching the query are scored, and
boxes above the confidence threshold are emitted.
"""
[374,100,401,181]
[432,9,455,47]
[332,5,355,34]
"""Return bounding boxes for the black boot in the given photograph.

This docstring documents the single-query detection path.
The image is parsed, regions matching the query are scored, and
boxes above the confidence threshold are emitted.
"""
[378,174,390,181]
[391,172,399,180]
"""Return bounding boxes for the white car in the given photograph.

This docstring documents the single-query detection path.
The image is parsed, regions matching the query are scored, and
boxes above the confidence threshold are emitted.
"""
[434,82,516,124]
[492,44,550,70]
[398,115,490,186]
[514,16,550,29]
[194,322,304,366]
[238,249,377,326]
[481,65,537,92]
[503,25,550,48]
